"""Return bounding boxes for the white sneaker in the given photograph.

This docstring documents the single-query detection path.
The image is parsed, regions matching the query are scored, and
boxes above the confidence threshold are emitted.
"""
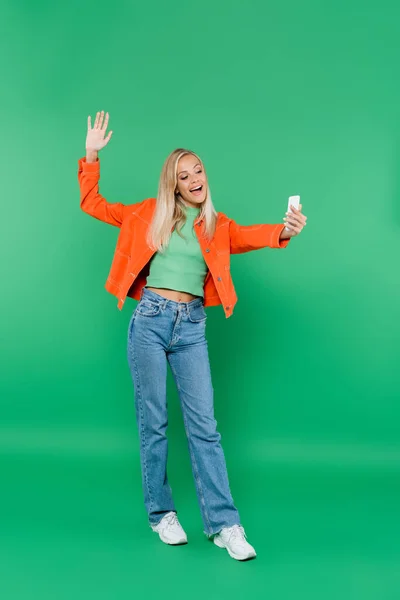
[213,524,257,560]
[150,511,188,545]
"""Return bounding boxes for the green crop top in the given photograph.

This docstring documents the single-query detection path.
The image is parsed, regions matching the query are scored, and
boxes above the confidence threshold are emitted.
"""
[145,205,209,297]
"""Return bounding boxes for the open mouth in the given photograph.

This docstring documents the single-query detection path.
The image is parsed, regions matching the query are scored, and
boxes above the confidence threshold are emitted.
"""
[190,185,203,196]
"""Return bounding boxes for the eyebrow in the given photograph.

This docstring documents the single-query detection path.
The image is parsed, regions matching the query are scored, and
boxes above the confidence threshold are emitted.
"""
[178,163,201,175]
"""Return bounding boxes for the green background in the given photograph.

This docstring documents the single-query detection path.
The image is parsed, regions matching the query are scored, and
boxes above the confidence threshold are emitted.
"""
[1,0,399,598]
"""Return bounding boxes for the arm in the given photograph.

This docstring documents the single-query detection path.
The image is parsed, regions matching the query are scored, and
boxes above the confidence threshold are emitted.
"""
[78,110,135,227]
[78,154,131,227]
[229,218,291,254]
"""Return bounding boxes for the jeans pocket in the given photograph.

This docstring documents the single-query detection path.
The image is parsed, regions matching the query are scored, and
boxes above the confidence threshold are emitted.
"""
[136,300,161,317]
[188,305,207,323]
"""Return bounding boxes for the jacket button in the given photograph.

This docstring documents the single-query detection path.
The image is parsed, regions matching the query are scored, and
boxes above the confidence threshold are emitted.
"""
[226,306,230,310]
[217,277,222,281]
[206,248,210,252]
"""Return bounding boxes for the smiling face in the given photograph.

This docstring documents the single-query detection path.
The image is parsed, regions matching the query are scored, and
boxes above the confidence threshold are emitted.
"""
[175,153,207,208]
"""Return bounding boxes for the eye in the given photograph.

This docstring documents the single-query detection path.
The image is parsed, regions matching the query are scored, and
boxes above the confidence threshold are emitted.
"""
[180,175,188,180]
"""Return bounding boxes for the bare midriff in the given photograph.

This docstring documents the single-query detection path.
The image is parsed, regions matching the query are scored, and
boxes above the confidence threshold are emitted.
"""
[146,287,200,303]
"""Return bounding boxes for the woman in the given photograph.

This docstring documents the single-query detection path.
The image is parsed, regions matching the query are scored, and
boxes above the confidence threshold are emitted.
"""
[78,111,307,561]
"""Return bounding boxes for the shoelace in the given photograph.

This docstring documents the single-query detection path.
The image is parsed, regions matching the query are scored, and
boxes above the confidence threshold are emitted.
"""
[224,524,247,544]
[163,512,179,528]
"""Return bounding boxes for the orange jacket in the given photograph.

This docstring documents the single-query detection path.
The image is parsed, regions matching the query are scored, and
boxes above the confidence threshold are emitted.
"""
[78,156,291,318]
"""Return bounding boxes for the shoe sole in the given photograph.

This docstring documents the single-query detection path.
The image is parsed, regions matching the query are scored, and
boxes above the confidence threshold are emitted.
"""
[213,535,257,561]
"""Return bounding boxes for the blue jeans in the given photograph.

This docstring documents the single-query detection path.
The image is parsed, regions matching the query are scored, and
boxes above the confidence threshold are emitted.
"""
[127,287,241,537]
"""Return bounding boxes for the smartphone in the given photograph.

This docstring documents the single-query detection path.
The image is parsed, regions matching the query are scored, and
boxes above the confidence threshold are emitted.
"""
[285,195,300,231]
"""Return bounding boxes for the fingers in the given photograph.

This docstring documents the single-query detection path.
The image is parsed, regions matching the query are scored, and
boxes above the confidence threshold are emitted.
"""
[284,215,297,227]
[287,205,307,226]
[283,202,307,235]
[284,218,301,234]
[285,212,303,226]
[284,210,307,234]
[101,112,109,131]
[88,111,110,138]
[285,218,306,231]
[95,110,104,128]
[91,110,109,131]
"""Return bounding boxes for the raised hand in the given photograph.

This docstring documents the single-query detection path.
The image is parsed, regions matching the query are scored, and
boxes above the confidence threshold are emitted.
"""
[86,110,113,153]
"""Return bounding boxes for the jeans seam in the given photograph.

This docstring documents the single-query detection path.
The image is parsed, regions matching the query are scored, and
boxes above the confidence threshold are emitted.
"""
[169,360,213,535]
[130,348,154,512]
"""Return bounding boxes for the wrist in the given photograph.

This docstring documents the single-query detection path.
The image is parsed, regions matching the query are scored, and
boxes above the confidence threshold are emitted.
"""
[279,227,291,240]
[85,149,98,163]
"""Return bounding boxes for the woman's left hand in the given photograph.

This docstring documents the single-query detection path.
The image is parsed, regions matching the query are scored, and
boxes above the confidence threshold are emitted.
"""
[281,203,307,238]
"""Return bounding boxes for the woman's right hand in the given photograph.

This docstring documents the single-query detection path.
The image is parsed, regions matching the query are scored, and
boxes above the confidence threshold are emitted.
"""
[85,111,113,162]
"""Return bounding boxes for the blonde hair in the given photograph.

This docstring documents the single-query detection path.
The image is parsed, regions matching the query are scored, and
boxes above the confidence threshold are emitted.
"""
[147,148,218,251]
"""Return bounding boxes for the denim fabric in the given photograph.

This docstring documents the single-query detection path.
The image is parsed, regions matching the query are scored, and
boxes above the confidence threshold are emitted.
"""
[127,287,241,537]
